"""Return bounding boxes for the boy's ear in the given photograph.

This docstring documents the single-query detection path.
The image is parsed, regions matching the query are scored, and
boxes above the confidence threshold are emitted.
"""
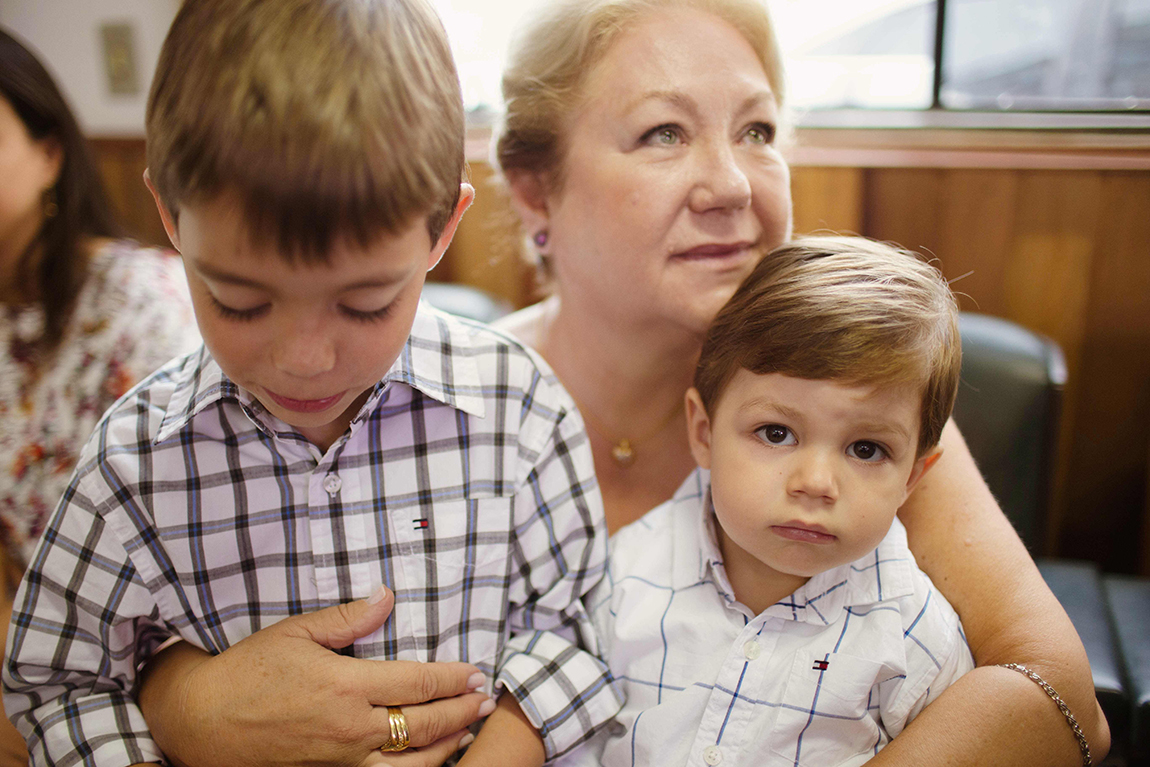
[503,169,550,240]
[905,447,943,498]
[684,387,713,470]
[143,169,181,252]
[427,182,475,271]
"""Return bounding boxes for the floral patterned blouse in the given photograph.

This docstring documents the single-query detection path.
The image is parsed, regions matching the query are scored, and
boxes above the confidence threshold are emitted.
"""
[1,240,200,568]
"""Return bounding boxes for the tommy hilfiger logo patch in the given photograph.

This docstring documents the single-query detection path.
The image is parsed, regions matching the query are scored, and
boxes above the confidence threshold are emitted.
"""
[413,518,429,530]
[812,659,830,671]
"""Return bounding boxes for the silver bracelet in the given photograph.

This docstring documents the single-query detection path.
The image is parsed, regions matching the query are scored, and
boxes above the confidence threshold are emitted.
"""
[997,663,1092,767]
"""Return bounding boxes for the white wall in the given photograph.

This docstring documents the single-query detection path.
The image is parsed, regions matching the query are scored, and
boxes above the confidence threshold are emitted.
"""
[0,0,180,136]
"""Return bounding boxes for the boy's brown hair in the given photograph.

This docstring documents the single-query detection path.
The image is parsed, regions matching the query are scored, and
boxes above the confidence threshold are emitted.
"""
[146,0,464,261]
[695,236,962,456]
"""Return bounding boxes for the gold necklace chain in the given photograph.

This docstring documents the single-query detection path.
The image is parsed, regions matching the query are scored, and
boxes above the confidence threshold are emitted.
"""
[574,398,684,468]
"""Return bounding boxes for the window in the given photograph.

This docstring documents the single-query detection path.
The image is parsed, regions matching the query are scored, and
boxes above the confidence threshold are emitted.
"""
[433,0,1150,126]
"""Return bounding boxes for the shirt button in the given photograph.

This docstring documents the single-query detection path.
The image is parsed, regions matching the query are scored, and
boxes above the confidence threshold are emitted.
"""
[743,640,761,660]
[322,474,342,495]
[703,745,723,765]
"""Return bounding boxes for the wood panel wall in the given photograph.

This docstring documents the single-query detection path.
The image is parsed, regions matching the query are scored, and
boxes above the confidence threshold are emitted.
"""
[91,136,1150,574]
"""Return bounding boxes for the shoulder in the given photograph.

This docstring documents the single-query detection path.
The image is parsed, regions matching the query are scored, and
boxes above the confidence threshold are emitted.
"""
[86,239,189,299]
[607,476,704,584]
[411,301,575,417]
[489,296,556,351]
[74,351,203,468]
[881,530,969,677]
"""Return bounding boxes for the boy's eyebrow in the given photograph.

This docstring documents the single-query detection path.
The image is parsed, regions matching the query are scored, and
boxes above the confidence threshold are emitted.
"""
[194,262,407,291]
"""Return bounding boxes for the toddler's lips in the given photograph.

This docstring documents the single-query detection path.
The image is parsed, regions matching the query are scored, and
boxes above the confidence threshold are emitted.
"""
[771,524,837,544]
[265,389,345,413]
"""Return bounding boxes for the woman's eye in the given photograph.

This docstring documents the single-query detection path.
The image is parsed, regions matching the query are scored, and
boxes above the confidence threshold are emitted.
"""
[848,441,888,462]
[210,295,269,322]
[744,122,776,145]
[641,124,682,146]
[756,424,796,446]
[340,304,394,323]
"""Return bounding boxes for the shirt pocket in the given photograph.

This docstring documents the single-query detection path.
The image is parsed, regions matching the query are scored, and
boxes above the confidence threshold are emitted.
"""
[391,496,514,671]
[767,651,885,766]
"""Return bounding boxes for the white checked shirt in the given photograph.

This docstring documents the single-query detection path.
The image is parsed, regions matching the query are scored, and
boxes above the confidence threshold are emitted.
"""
[4,304,620,767]
[558,468,973,767]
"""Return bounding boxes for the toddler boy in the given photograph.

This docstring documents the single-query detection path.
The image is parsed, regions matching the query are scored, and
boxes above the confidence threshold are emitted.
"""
[3,1,618,765]
[566,236,975,767]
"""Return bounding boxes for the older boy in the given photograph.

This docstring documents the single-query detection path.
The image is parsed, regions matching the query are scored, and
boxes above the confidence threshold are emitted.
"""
[564,237,975,767]
[2,1,618,765]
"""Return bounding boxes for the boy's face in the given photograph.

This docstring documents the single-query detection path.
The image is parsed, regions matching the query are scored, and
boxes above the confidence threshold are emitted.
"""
[155,186,471,452]
[686,371,935,608]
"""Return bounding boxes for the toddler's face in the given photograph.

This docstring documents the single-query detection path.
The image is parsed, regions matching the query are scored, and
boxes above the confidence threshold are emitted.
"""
[687,372,934,604]
[168,189,467,452]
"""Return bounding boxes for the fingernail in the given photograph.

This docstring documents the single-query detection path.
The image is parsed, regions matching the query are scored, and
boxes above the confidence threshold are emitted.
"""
[458,733,475,748]
[367,586,388,604]
[478,698,496,717]
[467,672,485,691]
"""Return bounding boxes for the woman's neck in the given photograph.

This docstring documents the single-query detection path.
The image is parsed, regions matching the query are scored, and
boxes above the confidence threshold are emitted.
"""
[537,294,703,531]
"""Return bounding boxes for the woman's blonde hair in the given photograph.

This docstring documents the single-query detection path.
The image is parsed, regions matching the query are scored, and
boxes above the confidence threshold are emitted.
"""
[495,0,785,188]
[695,236,962,457]
[147,0,464,261]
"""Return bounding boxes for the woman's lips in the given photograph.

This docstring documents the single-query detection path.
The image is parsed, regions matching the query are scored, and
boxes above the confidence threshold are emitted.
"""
[672,241,756,261]
[771,524,837,544]
[264,389,345,414]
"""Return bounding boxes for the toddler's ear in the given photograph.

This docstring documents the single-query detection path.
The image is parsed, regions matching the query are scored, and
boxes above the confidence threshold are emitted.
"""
[905,448,943,497]
[685,388,713,470]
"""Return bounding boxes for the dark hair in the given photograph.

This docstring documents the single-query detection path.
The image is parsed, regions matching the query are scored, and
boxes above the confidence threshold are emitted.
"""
[0,28,122,348]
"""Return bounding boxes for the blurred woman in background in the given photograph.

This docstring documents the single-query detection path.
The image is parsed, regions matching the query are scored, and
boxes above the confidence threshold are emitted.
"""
[0,28,198,764]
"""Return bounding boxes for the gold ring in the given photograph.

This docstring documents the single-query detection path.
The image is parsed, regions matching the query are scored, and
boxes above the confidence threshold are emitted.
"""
[380,706,410,753]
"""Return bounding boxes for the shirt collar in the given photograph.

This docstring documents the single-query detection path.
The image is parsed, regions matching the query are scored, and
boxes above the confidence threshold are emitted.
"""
[155,303,486,444]
[688,468,917,626]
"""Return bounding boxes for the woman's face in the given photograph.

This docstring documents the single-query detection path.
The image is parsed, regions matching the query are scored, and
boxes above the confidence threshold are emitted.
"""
[543,7,792,335]
[0,95,59,280]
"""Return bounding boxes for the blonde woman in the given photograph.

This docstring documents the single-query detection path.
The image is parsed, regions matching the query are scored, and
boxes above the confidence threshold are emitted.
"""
[136,2,1108,766]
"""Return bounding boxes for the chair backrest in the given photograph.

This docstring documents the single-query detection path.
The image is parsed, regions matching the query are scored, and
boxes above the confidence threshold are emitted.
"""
[951,313,1067,553]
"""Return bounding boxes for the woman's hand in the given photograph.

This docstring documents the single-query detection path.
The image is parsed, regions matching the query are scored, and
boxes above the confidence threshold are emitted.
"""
[138,588,490,767]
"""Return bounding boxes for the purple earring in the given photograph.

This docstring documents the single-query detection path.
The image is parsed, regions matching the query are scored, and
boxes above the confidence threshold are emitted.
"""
[533,230,548,248]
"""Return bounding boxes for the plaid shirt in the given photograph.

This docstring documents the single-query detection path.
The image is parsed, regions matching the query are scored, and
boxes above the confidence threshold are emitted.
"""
[4,304,619,767]
[556,468,973,767]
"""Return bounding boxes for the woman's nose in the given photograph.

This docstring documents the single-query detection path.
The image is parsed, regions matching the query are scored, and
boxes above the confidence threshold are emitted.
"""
[272,317,336,378]
[688,140,752,213]
[785,450,839,504]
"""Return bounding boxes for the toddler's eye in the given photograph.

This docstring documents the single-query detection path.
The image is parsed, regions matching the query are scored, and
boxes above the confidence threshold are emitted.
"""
[757,424,795,446]
[848,441,887,462]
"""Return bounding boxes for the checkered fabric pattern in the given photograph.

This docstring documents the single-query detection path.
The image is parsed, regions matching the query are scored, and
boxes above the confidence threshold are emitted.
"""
[3,303,619,767]
[554,468,973,767]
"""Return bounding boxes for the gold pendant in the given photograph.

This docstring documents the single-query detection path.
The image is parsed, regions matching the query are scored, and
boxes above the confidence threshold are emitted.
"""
[611,439,635,467]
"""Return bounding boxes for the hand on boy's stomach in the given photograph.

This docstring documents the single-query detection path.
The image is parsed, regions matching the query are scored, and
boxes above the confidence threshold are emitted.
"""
[141,591,488,767]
